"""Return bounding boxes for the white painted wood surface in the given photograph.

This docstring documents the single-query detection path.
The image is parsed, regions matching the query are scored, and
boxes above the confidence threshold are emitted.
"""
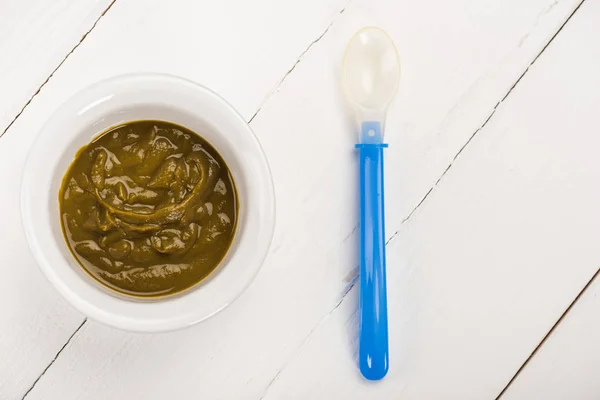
[0,0,598,398]
[0,0,114,135]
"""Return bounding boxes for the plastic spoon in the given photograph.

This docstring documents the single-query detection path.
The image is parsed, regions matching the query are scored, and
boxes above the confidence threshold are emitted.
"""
[342,26,400,380]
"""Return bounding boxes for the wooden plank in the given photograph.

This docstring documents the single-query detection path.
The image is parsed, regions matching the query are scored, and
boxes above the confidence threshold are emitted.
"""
[0,0,115,135]
[7,0,585,399]
[0,0,346,398]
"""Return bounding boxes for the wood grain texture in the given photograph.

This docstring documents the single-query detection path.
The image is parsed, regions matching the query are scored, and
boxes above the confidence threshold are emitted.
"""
[501,272,600,400]
[3,0,586,399]
[0,0,115,136]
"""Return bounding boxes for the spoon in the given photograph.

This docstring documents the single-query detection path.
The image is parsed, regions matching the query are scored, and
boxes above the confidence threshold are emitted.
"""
[342,26,400,380]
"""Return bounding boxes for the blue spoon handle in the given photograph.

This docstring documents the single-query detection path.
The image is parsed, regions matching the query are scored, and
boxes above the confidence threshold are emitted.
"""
[356,122,389,380]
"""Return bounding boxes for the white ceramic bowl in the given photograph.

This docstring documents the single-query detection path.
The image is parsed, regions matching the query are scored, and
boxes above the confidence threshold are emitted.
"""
[21,73,275,332]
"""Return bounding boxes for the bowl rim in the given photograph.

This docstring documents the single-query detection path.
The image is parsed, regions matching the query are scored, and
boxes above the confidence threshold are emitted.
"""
[20,72,275,332]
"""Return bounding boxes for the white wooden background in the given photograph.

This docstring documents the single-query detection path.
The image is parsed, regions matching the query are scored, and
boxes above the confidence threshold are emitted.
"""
[1,0,599,398]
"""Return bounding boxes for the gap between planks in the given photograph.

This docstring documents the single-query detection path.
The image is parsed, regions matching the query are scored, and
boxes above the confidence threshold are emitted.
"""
[496,264,600,398]
[248,0,350,124]
[21,319,87,400]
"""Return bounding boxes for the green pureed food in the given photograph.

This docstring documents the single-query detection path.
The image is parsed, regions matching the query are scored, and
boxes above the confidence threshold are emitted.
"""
[59,120,238,297]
